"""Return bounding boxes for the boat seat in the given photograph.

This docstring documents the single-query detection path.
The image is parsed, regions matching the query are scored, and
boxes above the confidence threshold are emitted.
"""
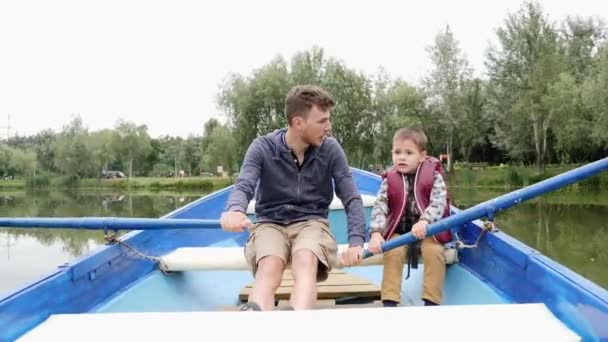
[238,269,381,302]
[18,303,580,341]
[158,244,384,272]
[158,245,456,272]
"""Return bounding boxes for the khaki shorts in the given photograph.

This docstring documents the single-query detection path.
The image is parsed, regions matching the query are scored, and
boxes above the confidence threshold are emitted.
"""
[244,219,337,282]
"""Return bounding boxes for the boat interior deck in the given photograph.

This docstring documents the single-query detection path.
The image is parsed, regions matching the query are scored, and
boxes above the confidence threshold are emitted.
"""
[91,207,507,312]
[92,261,508,313]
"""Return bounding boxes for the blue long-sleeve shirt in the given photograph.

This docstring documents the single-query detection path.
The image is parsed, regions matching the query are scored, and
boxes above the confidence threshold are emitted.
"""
[225,128,366,247]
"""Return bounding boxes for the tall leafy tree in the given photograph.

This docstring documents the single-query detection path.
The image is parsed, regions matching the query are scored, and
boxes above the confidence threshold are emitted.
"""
[486,1,563,170]
[290,46,325,85]
[112,120,153,178]
[458,79,489,161]
[10,149,37,178]
[581,43,608,150]
[322,59,374,167]
[0,144,13,177]
[53,116,96,178]
[218,57,290,162]
[88,129,115,173]
[425,25,471,171]
[205,125,237,174]
[32,129,56,172]
[560,17,606,82]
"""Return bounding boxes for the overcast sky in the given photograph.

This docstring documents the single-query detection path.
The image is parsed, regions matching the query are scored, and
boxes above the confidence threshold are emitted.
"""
[0,0,606,138]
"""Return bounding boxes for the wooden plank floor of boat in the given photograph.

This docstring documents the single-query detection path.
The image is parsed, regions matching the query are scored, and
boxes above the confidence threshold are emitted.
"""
[237,269,381,309]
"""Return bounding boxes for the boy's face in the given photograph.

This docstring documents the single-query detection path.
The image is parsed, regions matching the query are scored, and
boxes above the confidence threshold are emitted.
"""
[392,138,426,174]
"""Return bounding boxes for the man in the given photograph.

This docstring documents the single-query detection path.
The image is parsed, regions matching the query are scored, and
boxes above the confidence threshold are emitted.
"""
[220,85,366,311]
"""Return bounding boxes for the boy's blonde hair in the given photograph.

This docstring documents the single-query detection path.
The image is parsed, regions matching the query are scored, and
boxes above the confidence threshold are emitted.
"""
[393,128,427,152]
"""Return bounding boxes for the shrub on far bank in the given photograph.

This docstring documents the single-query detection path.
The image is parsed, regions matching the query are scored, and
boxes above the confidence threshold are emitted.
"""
[450,163,607,190]
[80,176,234,191]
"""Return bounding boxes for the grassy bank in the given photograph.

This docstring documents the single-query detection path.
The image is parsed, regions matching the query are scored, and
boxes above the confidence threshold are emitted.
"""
[0,179,25,190]
[1,176,234,191]
[79,177,234,191]
[2,164,606,191]
[449,164,608,190]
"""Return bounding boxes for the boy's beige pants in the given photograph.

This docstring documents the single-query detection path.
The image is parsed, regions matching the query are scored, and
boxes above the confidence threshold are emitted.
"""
[381,233,446,304]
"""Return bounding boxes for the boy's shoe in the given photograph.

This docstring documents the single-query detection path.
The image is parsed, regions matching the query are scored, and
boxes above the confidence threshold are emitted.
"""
[382,300,398,307]
[275,305,294,311]
[423,299,438,306]
[239,302,262,311]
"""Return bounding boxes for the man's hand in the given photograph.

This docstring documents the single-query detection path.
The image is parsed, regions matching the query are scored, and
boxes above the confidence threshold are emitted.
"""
[220,211,252,232]
[411,219,428,240]
[368,232,385,255]
[341,245,363,266]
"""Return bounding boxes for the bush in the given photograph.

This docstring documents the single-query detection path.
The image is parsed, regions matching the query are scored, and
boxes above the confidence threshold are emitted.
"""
[528,172,551,185]
[578,174,602,189]
[25,172,51,188]
[503,167,524,187]
[458,168,476,185]
[57,175,80,188]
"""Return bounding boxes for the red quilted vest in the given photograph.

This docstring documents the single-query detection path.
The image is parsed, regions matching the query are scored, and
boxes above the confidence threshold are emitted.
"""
[382,156,452,244]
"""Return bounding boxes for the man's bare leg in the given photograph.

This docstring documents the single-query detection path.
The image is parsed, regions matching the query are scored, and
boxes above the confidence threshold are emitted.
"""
[290,249,319,310]
[248,256,284,311]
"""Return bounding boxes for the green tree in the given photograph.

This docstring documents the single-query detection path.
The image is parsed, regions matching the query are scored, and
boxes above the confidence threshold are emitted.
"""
[53,116,96,179]
[112,120,153,178]
[458,79,489,161]
[486,1,564,170]
[0,144,13,177]
[560,17,606,82]
[581,43,608,150]
[321,59,374,167]
[205,125,237,174]
[372,73,429,166]
[544,73,590,162]
[290,46,325,85]
[183,135,201,176]
[32,129,56,172]
[425,25,471,171]
[88,129,115,174]
[10,149,37,178]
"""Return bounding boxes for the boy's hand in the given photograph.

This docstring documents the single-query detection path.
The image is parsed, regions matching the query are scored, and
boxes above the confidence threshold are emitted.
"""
[411,219,428,240]
[220,211,252,232]
[368,232,385,254]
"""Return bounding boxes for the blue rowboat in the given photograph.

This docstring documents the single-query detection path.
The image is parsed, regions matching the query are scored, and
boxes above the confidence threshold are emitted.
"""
[1,158,607,341]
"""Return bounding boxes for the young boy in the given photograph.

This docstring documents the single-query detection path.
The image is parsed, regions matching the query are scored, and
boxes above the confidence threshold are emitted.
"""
[368,128,452,307]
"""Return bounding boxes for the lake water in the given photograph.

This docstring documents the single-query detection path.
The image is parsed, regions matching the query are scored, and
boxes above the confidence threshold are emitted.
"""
[1,187,607,297]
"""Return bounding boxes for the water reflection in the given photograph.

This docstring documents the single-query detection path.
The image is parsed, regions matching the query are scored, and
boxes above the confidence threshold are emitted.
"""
[451,187,608,289]
[1,187,607,296]
[0,190,205,295]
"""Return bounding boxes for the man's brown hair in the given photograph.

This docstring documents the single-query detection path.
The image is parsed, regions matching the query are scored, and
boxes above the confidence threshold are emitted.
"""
[285,85,335,125]
[393,128,427,152]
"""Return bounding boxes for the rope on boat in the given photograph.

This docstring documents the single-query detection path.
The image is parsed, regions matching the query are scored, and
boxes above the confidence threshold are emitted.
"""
[104,231,173,275]
[99,216,498,273]
[454,218,498,249]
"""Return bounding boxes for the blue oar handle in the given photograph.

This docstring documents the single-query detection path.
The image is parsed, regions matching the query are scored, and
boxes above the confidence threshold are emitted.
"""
[0,217,221,230]
[363,157,608,259]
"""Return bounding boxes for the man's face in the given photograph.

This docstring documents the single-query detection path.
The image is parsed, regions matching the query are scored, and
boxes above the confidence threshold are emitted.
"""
[300,105,332,147]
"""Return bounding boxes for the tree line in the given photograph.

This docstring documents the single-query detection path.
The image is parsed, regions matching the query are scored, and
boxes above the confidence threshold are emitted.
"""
[219,2,607,173]
[0,117,236,184]
[1,1,606,184]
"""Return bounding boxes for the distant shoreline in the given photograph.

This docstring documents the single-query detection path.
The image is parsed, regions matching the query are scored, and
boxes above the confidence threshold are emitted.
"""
[1,165,606,191]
